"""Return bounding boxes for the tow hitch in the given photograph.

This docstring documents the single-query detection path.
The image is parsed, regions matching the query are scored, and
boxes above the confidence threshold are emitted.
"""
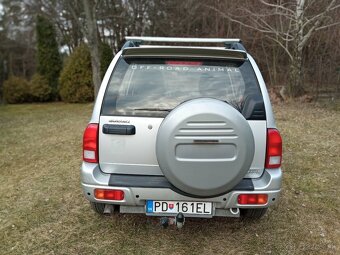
[160,213,185,229]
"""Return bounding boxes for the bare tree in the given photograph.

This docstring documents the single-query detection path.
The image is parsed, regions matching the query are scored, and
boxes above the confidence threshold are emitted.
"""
[208,0,340,97]
[0,0,36,80]
[82,0,101,98]
[2,0,339,100]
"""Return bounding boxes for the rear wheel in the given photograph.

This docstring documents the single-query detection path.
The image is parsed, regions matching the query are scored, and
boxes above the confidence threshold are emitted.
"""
[90,202,105,214]
[241,208,268,220]
[90,202,119,215]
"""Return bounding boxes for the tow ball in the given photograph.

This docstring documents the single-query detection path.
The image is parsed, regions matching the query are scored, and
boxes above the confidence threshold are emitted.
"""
[160,213,185,229]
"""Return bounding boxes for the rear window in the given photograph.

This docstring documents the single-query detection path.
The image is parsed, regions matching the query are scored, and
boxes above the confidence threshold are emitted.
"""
[101,57,263,117]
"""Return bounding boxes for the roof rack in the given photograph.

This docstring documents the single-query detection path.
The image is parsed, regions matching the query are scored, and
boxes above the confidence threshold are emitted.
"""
[122,36,246,51]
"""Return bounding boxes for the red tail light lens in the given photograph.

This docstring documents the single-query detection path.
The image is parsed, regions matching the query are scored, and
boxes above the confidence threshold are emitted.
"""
[166,60,203,66]
[94,189,124,201]
[265,129,282,169]
[83,124,99,163]
[238,194,268,205]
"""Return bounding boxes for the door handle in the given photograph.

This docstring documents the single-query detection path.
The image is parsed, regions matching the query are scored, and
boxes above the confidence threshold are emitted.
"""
[102,124,136,135]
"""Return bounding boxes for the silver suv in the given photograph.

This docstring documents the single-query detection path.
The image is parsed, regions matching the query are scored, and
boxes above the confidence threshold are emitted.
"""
[81,37,282,225]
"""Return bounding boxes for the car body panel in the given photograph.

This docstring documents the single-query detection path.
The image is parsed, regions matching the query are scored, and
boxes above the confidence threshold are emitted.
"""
[99,116,266,178]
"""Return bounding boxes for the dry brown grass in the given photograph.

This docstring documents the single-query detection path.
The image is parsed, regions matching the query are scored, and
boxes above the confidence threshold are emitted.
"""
[0,102,339,255]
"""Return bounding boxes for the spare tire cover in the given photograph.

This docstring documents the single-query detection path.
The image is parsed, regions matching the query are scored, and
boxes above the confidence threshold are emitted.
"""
[156,98,255,197]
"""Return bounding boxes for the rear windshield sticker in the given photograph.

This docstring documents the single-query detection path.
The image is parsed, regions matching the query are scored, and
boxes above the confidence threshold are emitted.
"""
[131,65,239,73]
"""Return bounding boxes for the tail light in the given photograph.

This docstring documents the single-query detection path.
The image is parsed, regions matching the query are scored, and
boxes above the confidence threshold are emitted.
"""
[166,60,203,66]
[94,189,124,201]
[238,194,268,205]
[83,123,99,163]
[265,128,282,169]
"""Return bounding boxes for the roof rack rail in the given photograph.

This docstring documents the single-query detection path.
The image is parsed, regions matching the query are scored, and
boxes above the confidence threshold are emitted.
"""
[122,36,246,51]
[125,36,240,44]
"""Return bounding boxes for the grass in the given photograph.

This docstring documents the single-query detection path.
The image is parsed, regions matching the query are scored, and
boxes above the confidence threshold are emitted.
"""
[0,102,339,255]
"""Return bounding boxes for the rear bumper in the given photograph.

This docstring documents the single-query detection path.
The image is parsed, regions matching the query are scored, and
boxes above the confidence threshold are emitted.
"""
[81,162,282,217]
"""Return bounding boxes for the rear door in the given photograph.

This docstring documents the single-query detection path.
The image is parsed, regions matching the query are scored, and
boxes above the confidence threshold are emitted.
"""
[99,54,266,178]
[99,116,163,175]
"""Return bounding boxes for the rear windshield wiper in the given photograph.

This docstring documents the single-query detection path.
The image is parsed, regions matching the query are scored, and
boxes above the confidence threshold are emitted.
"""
[219,100,242,112]
[133,108,172,112]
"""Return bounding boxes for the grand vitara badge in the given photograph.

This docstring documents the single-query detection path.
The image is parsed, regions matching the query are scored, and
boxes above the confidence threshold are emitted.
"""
[109,119,130,124]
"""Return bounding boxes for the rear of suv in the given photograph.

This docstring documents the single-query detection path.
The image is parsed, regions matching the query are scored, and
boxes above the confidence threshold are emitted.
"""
[81,37,282,223]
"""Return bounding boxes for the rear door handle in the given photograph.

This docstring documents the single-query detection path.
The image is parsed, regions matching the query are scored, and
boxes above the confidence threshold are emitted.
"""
[102,124,136,135]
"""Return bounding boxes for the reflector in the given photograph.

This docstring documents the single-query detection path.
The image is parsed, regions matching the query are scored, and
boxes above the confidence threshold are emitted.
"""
[237,194,268,205]
[94,189,124,201]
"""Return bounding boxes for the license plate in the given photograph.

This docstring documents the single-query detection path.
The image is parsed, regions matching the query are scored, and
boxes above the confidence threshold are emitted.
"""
[146,200,212,215]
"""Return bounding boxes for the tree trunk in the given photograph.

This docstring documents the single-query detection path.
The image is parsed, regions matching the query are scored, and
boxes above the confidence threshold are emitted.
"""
[288,50,305,97]
[83,0,101,99]
[287,0,306,98]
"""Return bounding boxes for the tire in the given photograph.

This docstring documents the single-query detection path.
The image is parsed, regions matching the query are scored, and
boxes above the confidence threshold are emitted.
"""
[90,202,106,214]
[156,98,255,197]
[90,202,119,215]
[241,208,268,220]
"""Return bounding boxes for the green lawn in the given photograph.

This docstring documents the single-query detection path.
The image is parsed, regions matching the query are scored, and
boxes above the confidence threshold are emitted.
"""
[0,102,339,255]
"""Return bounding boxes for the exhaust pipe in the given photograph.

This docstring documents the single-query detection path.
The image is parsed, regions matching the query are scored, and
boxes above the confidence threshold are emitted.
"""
[103,204,114,214]
[229,208,240,215]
